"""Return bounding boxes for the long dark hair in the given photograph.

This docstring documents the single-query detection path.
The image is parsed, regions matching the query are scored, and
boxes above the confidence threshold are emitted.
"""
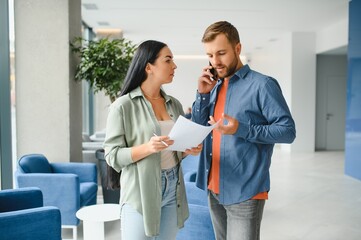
[107,40,167,190]
[120,40,167,96]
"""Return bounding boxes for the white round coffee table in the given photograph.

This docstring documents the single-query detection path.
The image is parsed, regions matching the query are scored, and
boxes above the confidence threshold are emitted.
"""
[76,204,120,240]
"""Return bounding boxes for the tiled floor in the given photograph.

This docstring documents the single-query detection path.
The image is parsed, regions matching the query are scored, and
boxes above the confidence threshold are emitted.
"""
[262,150,361,240]
[65,149,361,239]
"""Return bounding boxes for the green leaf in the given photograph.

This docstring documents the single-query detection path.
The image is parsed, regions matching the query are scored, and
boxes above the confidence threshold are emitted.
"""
[70,37,137,102]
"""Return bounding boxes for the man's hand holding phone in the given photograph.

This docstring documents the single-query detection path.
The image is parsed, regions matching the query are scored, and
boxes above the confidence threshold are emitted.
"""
[198,62,218,94]
[209,62,217,81]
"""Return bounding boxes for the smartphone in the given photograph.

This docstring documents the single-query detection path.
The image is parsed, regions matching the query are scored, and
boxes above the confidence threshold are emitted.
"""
[209,62,217,81]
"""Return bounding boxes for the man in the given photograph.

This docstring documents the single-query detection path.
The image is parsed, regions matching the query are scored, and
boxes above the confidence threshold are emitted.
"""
[192,21,296,240]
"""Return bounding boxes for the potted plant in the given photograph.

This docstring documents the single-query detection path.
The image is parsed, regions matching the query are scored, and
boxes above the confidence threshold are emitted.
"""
[70,37,137,102]
[70,37,137,203]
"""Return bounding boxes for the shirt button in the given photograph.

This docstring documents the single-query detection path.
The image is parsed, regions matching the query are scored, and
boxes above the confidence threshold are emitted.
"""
[197,109,199,112]
[177,204,180,208]
[210,153,212,156]
[198,97,201,100]
[202,97,206,100]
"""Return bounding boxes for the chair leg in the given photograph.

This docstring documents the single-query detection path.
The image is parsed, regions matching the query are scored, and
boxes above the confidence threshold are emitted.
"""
[73,226,77,240]
[62,225,77,240]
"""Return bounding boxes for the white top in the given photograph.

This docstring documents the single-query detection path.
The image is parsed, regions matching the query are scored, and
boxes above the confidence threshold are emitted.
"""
[159,120,177,169]
[76,204,120,222]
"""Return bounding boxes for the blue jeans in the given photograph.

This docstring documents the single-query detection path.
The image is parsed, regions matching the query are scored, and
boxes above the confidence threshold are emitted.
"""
[121,165,179,240]
[208,192,265,240]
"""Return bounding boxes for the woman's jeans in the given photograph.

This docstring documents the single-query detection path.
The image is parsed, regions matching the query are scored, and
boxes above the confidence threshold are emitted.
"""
[121,165,179,240]
[208,191,265,240]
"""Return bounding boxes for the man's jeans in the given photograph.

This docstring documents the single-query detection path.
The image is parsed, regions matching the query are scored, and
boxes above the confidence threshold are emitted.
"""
[208,192,265,240]
[121,165,179,240]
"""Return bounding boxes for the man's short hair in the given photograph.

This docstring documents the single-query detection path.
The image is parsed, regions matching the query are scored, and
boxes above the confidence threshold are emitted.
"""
[202,21,240,46]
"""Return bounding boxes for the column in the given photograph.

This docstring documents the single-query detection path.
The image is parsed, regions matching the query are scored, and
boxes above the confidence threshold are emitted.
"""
[0,0,13,189]
[14,0,82,162]
[290,32,317,152]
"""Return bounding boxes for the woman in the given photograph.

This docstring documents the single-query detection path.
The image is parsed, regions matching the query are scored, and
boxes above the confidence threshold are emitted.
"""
[103,40,202,240]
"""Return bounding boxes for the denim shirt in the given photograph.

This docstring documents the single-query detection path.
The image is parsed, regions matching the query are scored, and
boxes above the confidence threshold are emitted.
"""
[103,87,188,236]
[192,64,296,205]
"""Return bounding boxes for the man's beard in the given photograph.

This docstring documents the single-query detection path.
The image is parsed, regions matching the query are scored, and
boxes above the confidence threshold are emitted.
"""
[218,51,239,78]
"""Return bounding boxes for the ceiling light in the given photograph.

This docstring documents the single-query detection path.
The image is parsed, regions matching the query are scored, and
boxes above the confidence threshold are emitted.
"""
[95,29,123,39]
[97,21,110,26]
[82,3,98,10]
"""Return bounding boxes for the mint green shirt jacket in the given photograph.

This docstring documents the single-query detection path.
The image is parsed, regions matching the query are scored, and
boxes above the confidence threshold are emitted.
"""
[103,87,189,237]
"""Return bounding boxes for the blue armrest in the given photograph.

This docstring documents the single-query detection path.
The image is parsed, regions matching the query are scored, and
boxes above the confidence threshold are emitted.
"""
[0,206,61,240]
[181,155,199,175]
[184,170,197,182]
[0,187,42,212]
[185,182,208,206]
[51,162,97,183]
[0,187,61,240]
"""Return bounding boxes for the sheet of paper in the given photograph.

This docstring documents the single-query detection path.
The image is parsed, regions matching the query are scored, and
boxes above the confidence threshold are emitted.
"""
[167,116,218,152]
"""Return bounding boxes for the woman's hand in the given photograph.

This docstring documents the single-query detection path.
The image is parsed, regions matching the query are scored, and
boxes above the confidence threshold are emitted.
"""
[184,143,203,156]
[131,135,174,162]
[147,135,174,153]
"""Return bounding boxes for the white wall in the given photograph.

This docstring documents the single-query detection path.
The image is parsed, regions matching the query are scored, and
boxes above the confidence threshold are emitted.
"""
[316,17,348,54]
[291,33,317,152]
[94,91,111,132]
[163,57,207,111]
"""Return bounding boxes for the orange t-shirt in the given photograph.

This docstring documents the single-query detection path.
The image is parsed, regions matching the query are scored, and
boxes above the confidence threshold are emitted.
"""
[207,79,268,200]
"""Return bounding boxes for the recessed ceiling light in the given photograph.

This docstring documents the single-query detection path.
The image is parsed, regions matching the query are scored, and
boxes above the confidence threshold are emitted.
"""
[97,21,110,26]
[96,29,123,39]
[96,29,122,34]
[82,3,98,10]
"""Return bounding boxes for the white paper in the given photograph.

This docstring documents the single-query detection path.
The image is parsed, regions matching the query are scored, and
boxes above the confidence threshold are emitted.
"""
[166,116,218,152]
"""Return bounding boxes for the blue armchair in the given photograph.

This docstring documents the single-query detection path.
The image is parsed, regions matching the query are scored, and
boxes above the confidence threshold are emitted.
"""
[181,155,199,175]
[181,155,199,182]
[177,181,215,240]
[15,153,98,240]
[0,187,61,240]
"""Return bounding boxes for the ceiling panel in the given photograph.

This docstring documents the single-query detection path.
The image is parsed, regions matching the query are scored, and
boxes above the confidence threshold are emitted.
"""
[81,0,349,55]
